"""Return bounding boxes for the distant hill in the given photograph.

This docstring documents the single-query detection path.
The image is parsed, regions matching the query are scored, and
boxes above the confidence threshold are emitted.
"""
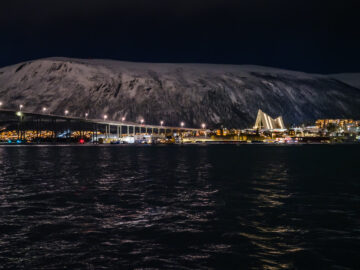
[0,57,360,128]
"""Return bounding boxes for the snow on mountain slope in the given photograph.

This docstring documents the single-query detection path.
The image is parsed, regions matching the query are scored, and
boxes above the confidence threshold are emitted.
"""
[0,57,360,128]
[330,73,360,90]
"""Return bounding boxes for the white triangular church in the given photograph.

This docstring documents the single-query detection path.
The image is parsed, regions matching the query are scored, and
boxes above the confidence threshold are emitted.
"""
[253,109,285,130]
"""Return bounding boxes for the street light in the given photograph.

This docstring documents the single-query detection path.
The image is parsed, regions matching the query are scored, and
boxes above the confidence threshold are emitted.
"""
[19,104,23,111]
[103,115,108,120]
[180,122,185,127]
[140,119,144,124]
[160,120,164,126]
[64,110,69,116]
[85,113,89,118]
[121,117,125,121]
[201,123,206,129]
[42,107,47,113]
[0,101,2,107]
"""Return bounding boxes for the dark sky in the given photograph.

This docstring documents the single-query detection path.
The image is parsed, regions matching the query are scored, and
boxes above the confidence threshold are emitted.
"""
[1,0,359,73]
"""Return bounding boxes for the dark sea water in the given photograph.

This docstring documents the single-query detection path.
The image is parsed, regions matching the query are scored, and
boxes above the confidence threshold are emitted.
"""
[0,144,359,269]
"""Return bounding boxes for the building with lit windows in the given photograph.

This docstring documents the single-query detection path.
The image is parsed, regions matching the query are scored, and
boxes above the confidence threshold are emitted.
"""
[315,119,360,129]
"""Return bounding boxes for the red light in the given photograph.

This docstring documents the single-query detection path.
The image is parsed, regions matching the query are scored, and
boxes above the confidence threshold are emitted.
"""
[79,139,85,144]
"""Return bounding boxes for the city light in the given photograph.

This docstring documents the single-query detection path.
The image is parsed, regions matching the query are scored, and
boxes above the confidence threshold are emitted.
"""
[19,104,23,111]
[42,107,47,113]
[85,113,89,118]
[122,117,125,121]
[202,123,206,129]
[104,115,108,120]
[64,110,69,116]
[181,122,185,127]
[160,120,164,126]
[140,119,144,124]
[0,101,2,107]
[16,111,23,117]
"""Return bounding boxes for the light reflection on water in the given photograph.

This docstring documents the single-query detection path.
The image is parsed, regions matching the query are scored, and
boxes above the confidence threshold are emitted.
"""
[0,144,359,269]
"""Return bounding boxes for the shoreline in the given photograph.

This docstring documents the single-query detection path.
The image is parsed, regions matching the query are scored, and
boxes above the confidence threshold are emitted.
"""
[1,142,359,147]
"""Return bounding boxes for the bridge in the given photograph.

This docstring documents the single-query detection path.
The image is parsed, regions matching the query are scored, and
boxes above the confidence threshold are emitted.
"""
[0,109,205,141]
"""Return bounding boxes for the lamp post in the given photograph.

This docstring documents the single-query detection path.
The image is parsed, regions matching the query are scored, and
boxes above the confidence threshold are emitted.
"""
[121,117,125,122]
[202,123,206,137]
[64,110,69,140]
[159,120,164,135]
[19,104,23,111]
[85,113,88,119]
[179,122,185,141]
[103,115,108,138]
[16,111,24,140]
[140,119,144,124]
[42,107,47,113]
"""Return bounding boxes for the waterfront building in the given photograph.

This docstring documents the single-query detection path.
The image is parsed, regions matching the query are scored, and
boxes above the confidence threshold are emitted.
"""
[315,119,360,129]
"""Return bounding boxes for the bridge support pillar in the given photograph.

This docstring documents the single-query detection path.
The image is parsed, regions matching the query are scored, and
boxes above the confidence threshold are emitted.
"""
[105,125,109,138]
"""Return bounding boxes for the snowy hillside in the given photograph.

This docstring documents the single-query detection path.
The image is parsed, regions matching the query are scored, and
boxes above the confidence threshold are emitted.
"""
[0,57,360,128]
[330,73,360,90]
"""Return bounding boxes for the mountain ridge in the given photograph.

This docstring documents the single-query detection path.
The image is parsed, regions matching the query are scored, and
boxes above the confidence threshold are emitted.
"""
[0,57,359,128]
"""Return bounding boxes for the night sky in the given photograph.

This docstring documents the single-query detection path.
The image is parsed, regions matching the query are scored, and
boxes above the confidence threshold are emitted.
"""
[1,0,359,73]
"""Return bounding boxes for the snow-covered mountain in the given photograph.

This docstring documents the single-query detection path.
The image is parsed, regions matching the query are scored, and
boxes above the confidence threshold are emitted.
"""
[0,57,359,128]
[330,73,360,90]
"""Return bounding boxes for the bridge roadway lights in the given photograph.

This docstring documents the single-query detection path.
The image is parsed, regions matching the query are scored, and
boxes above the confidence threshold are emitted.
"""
[1,109,203,142]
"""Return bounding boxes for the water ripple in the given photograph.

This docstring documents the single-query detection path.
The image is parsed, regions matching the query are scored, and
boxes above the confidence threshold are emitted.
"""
[0,145,359,269]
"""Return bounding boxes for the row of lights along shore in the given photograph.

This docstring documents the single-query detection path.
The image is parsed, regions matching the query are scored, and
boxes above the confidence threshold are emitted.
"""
[0,101,206,129]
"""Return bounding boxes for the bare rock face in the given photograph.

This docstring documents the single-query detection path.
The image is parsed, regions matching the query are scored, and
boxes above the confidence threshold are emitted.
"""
[0,57,359,128]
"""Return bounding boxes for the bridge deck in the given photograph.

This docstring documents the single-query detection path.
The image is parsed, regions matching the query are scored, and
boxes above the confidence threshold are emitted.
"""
[0,109,204,131]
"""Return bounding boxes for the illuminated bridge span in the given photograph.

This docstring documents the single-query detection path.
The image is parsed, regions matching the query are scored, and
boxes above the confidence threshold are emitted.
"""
[0,109,205,141]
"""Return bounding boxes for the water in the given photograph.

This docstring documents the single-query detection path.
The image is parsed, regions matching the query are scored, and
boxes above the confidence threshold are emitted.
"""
[0,144,359,269]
